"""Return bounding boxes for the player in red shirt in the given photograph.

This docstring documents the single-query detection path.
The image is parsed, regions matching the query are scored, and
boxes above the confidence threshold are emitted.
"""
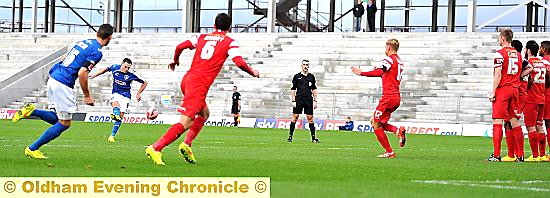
[502,40,528,162]
[521,41,547,162]
[541,40,550,161]
[488,28,522,162]
[351,38,406,158]
[145,13,260,165]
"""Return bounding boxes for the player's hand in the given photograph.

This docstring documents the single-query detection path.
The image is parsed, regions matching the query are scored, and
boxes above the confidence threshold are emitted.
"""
[313,101,317,109]
[88,74,96,79]
[84,96,94,106]
[292,101,296,108]
[252,69,260,78]
[489,92,495,102]
[351,67,362,75]
[136,94,142,102]
[168,61,179,71]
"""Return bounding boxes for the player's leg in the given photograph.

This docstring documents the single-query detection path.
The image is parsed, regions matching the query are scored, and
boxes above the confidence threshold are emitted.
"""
[26,79,75,159]
[109,95,123,122]
[109,112,124,143]
[380,99,406,147]
[536,105,546,161]
[501,120,516,161]
[13,79,58,125]
[488,87,509,161]
[146,114,193,165]
[179,105,209,164]
[304,102,319,143]
[372,100,394,157]
[524,103,540,162]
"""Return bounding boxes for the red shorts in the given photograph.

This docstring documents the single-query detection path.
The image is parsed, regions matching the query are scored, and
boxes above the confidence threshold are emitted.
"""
[545,88,550,119]
[518,94,527,114]
[177,75,209,118]
[373,97,400,123]
[492,86,519,119]
[524,103,544,126]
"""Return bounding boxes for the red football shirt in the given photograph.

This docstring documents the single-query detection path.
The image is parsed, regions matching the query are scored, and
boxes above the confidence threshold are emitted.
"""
[185,31,242,87]
[494,47,521,88]
[377,54,403,98]
[526,57,546,104]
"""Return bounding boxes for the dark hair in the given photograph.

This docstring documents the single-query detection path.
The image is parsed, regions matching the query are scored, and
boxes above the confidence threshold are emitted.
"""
[346,116,351,119]
[511,40,522,53]
[302,60,310,65]
[215,13,232,31]
[233,86,237,89]
[97,24,114,39]
[541,41,550,56]
[122,58,132,65]
[526,40,539,56]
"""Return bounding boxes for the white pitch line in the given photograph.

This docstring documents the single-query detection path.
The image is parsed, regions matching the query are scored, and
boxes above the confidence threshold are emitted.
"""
[413,180,550,192]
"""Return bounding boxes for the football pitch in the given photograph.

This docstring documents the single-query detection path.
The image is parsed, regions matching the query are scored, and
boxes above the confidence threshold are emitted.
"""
[0,120,548,197]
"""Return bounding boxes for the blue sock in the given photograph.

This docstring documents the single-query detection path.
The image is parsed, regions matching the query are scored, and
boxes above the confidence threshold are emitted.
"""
[111,121,121,137]
[29,122,69,151]
[113,107,121,117]
[30,110,58,125]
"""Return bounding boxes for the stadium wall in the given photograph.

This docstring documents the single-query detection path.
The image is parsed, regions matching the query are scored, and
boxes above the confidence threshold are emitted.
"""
[0,108,521,138]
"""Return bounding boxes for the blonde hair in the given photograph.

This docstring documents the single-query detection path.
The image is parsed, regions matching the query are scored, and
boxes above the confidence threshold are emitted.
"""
[386,38,399,52]
[499,27,513,43]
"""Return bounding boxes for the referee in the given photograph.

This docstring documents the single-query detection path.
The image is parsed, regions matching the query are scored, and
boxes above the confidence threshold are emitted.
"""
[287,60,320,143]
[231,86,241,127]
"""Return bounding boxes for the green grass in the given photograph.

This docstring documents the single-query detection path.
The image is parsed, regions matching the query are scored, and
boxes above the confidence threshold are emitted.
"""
[0,120,549,197]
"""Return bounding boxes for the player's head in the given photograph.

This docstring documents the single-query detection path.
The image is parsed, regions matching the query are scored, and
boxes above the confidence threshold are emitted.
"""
[233,86,237,92]
[120,58,133,73]
[301,59,310,73]
[385,38,399,55]
[511,40,522,53]
[498,27,513,46]
[97,24,114,46]
[525,40,539,58]
[540,41,550,56]
[214,13,232,32]
[346,116,351,121]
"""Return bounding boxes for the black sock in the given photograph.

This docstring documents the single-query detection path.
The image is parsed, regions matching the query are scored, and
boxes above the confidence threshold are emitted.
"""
[234,117,238,126]
[309,123,316,139]
[289,122,296,137]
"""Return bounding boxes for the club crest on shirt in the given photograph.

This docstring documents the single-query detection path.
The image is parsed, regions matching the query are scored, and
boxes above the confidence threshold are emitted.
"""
[124,75,129,80]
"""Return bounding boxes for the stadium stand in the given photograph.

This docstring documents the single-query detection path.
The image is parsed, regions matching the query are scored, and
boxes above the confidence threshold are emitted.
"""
[0,32,547,124]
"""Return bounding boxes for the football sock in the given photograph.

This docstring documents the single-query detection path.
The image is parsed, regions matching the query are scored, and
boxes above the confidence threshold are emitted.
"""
[492,124,503,157]
[111,121,121,137]
[309,123,316,140]
[547,129,550,155]
[153,123,187,151]
[30,109,58,125]
[374,127,392,153]
[504,129,515,157]
[382,123,398,134]
[234,116,238,126]
[184,116,206,147]
[29,122,69,151]
[528,132,539,158]
[113,107,121,117]
[538,133,546,157]
[289,122,296,137]
[513,126,524,158]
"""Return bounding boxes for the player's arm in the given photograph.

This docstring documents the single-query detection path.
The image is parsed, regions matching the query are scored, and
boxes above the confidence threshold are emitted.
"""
[229,41,259,77]
[88,67,109,79]
[291,75,297,108]
[136,80,148,102]
[491,53,504,101]
[351,58,390,77]
[169,35,198,71]
[78,66,94,106]
[520,63,533,78]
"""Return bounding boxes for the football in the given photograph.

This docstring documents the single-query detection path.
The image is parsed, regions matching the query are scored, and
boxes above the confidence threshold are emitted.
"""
[146,107,159,120]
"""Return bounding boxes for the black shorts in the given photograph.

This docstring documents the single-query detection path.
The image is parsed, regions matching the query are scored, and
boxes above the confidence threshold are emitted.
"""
[293,102,314,115]
[231,105,240,114]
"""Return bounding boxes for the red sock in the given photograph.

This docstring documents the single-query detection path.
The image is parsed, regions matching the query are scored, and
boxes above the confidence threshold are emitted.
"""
[184,116,206,147]
[492,124,503,157]
[382,123,398,134]
[374,128,392,153]
[547,130,550,155]
[504,129,515,157]
[153,123,187,151]
[527,132,539,158]
[539,133,546,157]
[513,126,524,158]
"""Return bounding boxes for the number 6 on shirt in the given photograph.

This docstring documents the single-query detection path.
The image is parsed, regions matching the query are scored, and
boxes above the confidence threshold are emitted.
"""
[200,41,217,60]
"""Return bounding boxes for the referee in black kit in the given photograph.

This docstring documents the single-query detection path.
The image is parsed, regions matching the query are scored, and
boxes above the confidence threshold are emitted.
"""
[231,86,241,126]
[287,60,320,143]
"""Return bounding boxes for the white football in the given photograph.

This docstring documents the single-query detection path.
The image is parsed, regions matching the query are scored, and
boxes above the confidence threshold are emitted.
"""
[146,107,159,120]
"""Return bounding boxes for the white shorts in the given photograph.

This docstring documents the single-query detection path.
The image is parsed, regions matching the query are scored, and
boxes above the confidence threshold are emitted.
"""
[47,78,76,120]
[110,93,131,113]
